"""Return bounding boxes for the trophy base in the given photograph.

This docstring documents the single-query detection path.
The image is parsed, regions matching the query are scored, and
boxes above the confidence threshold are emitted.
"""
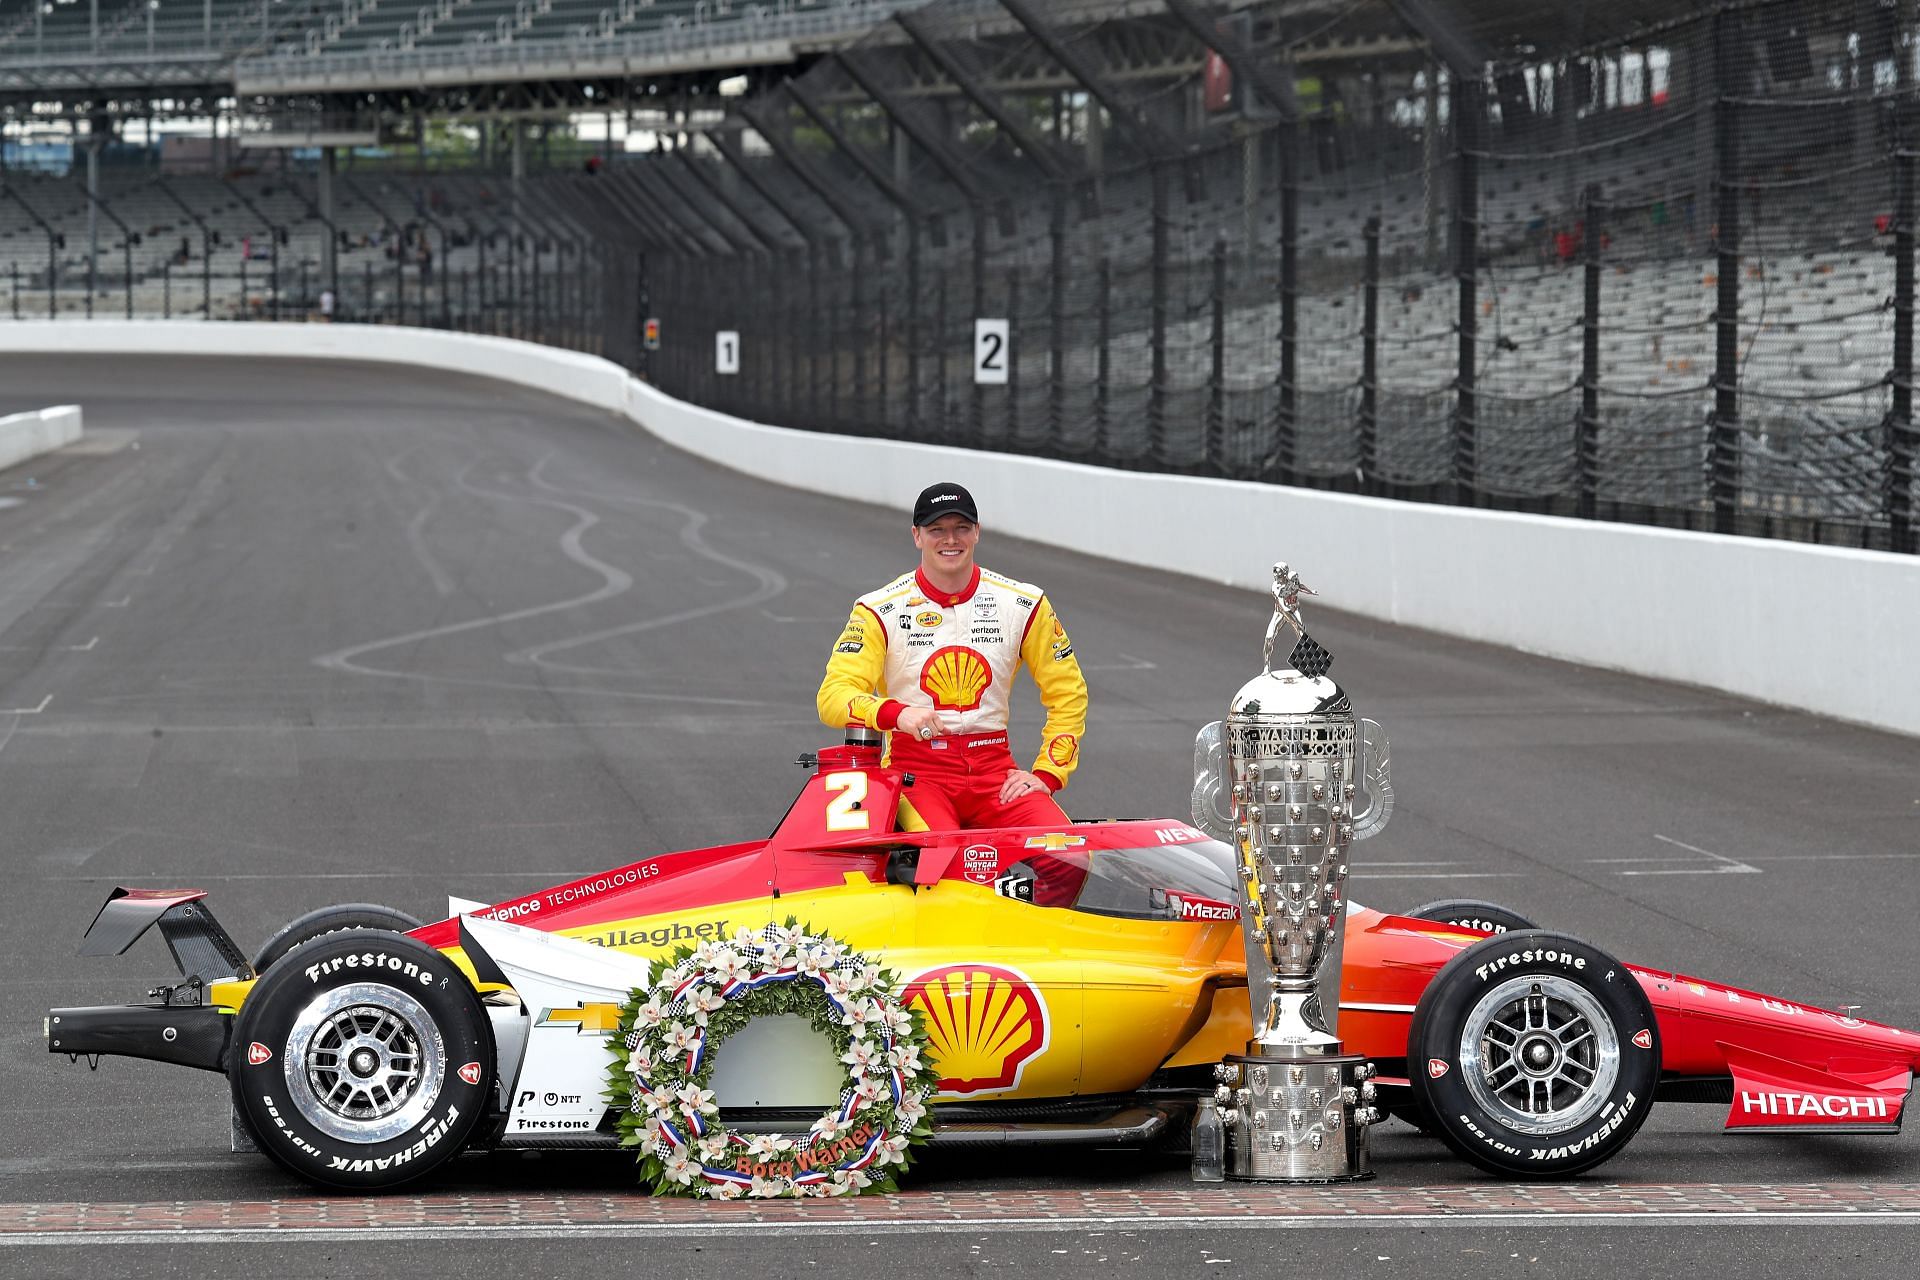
[1220,1051,1374,1183]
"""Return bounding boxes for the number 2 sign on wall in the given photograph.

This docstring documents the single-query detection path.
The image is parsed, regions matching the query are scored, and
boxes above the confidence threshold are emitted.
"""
[973,318,1009,385]
[715,330,740,375]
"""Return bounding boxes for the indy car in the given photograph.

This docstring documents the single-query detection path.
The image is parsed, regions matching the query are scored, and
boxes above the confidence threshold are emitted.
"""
[47,728,1920,1190]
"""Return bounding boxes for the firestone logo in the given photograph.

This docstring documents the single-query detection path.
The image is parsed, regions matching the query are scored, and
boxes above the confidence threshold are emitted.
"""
[247,1042,273,1066]
[1427,1058,1450,1079]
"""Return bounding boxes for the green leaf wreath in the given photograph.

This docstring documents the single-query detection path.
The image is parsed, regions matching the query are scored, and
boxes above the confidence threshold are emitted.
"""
[606,921,940,1198]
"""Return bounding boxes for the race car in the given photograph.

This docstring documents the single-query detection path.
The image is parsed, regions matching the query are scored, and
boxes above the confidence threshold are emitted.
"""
[46,728,1920,1190]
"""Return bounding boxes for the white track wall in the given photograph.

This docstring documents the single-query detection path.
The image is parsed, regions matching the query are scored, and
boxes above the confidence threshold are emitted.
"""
[4,320,1913,738]
[0,404,82,473]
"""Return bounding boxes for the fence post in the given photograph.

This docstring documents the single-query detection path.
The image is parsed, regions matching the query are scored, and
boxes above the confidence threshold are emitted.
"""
[1452,75,1483,503]
[1095,255,1112,458]
[1049,186,1067,449]
[201,234,210,319]
[906,222,921,432]
[1360,216,1380,488]
[971,202,988,447]
[1007,267,1021,446]
[1149,163,1170,465]
[1276,111,1299,484]
[1208,236,1227,473]
[12,261,20,318]
[86,242,95,320]
[877,260,890,430]
[851,238,865,429]
[239,257,249,320]
[936,264,950,441]
[300,262,310,320]
[363,260,373,323]
[1711,9,1744,534]
[1579,190,1605,520]
[809,244,823,426]
[1893,104,1916,554]
[162,259,170,319]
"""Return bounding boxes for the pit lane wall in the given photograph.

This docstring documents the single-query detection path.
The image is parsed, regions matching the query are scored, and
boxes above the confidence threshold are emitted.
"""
[5,320,1915,739]
[0,404,82,473]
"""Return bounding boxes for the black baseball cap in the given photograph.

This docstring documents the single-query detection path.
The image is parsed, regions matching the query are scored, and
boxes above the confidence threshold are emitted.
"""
[912,482,978,526]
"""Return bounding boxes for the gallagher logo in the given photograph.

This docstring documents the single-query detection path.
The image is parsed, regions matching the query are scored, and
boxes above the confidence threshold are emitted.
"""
[246,1042,273,1066]
[904,963,1049,1097]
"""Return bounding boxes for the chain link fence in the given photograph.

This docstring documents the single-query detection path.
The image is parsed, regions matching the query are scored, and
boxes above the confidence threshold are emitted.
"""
[603,0,1920,553]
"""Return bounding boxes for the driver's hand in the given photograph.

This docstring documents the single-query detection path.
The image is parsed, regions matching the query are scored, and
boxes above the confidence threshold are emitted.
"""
[896,707,952,742]
[999,769,1050,804]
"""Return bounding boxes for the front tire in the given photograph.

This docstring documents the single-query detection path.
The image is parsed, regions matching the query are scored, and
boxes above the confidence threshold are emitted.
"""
[1406,899,1538,935]
[230,931,493,1191]
[250,903,426,974]
[1408,930,1657,1178]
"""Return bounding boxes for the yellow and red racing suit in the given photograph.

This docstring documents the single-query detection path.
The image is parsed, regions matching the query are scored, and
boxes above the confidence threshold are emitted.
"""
[817,564,1089,827]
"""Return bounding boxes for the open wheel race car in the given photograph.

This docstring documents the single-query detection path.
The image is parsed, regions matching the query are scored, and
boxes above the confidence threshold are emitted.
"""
[46,729,1920,1191]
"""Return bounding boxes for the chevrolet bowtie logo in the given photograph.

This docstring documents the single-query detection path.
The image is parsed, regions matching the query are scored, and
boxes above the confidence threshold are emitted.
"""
[537,1003,623,1034]
[1023,833,1086,851]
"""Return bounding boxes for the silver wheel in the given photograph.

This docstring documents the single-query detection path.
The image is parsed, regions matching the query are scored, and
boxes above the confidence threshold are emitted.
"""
[282,982,446,1144]
[1458,975,1620,1136]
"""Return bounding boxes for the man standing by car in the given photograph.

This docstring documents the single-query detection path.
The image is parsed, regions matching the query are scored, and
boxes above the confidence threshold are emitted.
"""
[817,482,1088,830]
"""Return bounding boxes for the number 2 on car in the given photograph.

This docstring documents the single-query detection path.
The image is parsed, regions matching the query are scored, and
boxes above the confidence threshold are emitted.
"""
[823,771,870,831]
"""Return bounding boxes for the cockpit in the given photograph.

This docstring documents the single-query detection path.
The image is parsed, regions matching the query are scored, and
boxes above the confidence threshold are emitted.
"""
[993,838,1242,922]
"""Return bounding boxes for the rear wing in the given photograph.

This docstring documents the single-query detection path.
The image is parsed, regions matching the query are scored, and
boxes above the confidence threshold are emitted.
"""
[79,887,252,985]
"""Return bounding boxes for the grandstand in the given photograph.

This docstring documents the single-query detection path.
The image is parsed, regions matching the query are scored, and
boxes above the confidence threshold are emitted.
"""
[0,0,1915,552]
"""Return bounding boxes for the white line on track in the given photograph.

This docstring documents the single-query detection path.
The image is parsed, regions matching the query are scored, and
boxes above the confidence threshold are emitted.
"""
[5,1212,1919,1246]
[0,695,50,714]
[1593,834,1761,876]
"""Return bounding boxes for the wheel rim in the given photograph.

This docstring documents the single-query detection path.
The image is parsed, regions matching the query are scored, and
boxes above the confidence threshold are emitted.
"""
[1458,975,1620,1136]
[282,983,446,1144]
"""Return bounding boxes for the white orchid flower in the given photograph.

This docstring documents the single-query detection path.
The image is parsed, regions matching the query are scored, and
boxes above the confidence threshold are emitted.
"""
[635,994,668,1027]
[748,1174,784,1199]
[840,1039,882,1073]
[664,1021,700,1053]
[887,1043,924,1074]
[674,1083,718,1117]
[662,1146,697,1186]
[745,1132,793,1159]
[710,1179,746,1200]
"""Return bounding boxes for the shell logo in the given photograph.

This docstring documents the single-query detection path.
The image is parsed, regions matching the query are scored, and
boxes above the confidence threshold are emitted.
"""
[1046,735,1078,768]
[903,963,1049,1096]
[920,646,992,712]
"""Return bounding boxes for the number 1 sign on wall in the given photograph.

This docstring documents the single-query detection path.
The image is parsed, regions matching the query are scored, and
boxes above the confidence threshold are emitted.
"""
[715,330,740,375]
[974,318,1008,385]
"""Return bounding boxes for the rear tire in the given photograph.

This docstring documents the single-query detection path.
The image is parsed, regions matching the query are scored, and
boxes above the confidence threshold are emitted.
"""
[229,931,492,1191]
[1406,899,1537,935]
[1408,930,1658,1178]
[250,903,425,974]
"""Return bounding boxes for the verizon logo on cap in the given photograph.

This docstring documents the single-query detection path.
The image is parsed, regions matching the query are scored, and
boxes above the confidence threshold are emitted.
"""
[931,493,959,502]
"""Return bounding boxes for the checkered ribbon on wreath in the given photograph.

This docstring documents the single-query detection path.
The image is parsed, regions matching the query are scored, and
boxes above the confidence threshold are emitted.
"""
[1288,632,1333,679]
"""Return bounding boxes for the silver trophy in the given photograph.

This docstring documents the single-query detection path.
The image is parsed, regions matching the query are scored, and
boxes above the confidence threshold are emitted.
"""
[1190,563,1392,1182]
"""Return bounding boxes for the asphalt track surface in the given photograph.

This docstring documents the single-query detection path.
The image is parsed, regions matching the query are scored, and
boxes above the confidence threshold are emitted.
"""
[1,354,1917,1278]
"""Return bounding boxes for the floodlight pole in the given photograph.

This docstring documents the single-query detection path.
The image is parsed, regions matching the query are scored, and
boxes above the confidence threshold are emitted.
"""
[79,186,138,319]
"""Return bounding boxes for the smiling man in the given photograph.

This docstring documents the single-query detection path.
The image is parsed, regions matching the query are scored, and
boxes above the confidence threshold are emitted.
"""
[816,482,1089,830]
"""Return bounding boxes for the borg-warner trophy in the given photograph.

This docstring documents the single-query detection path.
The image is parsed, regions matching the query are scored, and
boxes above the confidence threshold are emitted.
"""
[1189,563,1393,1181]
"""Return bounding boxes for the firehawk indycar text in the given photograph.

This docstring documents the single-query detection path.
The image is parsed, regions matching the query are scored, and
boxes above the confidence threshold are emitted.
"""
[46,732,1920,1189]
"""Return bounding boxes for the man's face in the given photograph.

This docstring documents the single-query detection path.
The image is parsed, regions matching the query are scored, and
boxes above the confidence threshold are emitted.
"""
[912,514,980,578]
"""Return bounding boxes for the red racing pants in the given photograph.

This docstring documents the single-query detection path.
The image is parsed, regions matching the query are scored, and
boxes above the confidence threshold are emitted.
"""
[889,731,1067,831]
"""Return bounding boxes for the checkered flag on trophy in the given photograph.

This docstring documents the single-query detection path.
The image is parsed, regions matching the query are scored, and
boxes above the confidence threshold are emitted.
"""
[1288,632,1333,679]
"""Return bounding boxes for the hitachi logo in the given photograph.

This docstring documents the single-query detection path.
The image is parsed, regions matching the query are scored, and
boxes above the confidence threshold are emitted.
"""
[1739,1091,1890,1119]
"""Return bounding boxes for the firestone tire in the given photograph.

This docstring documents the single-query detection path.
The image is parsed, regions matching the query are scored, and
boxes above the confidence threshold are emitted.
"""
[1406,899,1538,935]
[229,931,493,1192]
[250,903,425,975]
[1408,930,1658,1179]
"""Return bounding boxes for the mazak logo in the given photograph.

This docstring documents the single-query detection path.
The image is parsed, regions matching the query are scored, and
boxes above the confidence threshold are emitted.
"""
[961,843,999,885]
[1427,1058,1450,1079]
[457,1062,483,1086]
[1176,896,1239,922]
[247,1042,273,1066]
[1631,1029,1653,1050]
[904,963,1049,1097]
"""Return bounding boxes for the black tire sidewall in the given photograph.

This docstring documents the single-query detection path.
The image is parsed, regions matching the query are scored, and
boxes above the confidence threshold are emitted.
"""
[250,903,426,974]
[231,931,492,1191]
[1406,898,1537,935]
[1409,930,1658,1178]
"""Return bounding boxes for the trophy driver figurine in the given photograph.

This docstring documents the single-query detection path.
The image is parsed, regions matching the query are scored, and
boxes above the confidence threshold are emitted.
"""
[1191,562,1394,1182]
